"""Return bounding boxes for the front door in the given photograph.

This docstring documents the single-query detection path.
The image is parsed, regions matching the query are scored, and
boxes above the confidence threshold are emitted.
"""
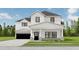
[34,32,39,40]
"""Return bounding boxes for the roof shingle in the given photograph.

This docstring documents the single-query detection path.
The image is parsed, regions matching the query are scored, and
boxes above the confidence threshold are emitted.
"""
[16,11,61,22]
[42,11,60,16]
[17,18,31,22]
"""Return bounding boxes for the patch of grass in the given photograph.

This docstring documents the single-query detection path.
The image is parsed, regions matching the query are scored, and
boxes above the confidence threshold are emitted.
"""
[23,37,79,46]
[0,37,15,41]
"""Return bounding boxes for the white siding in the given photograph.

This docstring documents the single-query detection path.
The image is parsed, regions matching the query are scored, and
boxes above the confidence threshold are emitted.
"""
[16,19,31,31]
[31,12,45,25]
[16,12,64,40]
[30,22,63,30]
[45,16,61,24]
[31,29,63,40]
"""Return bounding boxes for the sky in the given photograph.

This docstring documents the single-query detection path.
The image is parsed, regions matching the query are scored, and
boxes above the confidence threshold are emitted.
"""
[0,8,79,26]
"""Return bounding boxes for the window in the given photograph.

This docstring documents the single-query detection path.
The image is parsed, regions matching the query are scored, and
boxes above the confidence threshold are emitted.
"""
[52,32,57,38]
[45,32,49,38]
[34,32,39,36]
[35,17,40,22]
[45,32,57,38]
[50,17,55,22]
[22,22,27,26]
[45,32,50,38]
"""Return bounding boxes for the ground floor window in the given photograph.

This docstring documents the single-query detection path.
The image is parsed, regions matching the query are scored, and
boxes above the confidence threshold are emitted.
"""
[45,32,57,38]
[34,32,39,36]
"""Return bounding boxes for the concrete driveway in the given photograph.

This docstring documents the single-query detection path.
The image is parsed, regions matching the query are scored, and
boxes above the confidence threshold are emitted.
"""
[0,39,30,46]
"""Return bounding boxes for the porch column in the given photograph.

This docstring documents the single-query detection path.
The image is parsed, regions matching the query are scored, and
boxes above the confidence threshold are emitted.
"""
[30,30,34,40]
[39,29,42,40]
[61,29,64,40]
[57,30,60,39]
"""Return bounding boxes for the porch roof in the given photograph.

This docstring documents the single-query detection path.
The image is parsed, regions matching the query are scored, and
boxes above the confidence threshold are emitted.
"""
[29,22,63,30]
[16,29,30,34]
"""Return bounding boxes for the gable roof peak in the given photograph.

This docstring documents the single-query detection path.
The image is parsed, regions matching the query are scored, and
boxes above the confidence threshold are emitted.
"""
[16,17,31,22]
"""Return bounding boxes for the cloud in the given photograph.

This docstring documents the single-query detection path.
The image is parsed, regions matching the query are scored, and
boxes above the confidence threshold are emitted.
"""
[14,14,22,20]
[0,13,13,19]
[68,15,78,21]
[67,8,79,27]
[67,8,79,20]
[68,8,78,14]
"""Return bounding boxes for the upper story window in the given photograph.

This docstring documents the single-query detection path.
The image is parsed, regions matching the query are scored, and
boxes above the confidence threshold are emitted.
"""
[22,22,27,26]
[35,17,40,22]
[50,17,55,23]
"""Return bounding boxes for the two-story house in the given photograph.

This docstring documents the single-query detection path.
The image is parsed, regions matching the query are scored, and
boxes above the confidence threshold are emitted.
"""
[15,11,64,40]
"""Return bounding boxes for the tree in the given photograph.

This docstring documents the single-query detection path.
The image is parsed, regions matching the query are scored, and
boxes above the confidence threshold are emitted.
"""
[0,25,2,36]
[7,25,11,36]
[3,27,8,36]
[63,29,66,36]
[11,25,15,36]
[2,23,9,36]
[67,26,71,36]
[75,18,79,35]
[65,21,71,36]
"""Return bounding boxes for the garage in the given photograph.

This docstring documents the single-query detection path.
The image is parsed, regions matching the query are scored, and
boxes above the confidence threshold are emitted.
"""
[16,34,30,39]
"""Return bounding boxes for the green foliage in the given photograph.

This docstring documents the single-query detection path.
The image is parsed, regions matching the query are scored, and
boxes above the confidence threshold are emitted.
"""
[3,27,8,36]
[23,37,79,46]
[75,18,79,34]
[0,23,15,37]
[0,37,15,41]
[63,29,67,36]
[0,25,2,36]
[64,18,79,36]
[11,25,15,36]
[67,26,71,36]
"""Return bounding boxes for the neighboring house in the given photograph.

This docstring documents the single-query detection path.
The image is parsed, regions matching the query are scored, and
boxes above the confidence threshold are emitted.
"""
[15,11,64,40]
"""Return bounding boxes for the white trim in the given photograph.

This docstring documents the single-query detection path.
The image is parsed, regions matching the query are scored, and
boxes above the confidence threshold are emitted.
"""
[29,22,63,27]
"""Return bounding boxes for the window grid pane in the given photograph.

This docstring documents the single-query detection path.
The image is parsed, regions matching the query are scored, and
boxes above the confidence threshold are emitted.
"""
[36,17,40,22]
[45,32,57,38]
[45,32,48,38]
[22,22,27,26]
[50,17,55,22]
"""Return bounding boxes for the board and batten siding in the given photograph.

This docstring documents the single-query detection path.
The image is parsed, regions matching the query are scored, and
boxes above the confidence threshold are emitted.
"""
[31,12,45,25]
[30,29,63,40]
[45,16,61,25]
[16,19,31,31]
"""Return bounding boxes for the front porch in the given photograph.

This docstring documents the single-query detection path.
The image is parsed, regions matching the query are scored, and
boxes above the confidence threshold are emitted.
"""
[29,22,63,40]
[30,29,63,41]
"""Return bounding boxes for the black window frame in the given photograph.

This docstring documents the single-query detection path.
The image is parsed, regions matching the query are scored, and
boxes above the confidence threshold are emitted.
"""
[22,22,27,26]
[45,32,50,38]
[45,32,57,38]
[35,17,40,22]
[50,17,55,23]
[45,32,49,38]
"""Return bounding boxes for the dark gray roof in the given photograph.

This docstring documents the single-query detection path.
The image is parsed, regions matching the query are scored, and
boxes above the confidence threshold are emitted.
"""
[25,18,31,22]
[42,11,60,16]
[17,11,61,22]
[16,19,23,22]
[17,18,31,22]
